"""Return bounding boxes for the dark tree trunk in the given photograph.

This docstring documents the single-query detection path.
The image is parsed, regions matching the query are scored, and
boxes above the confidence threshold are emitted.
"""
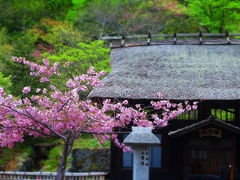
[56,135,74,180]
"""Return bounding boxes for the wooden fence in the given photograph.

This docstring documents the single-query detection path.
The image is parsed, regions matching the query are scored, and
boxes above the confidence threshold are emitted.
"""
[101,33,240,40]
[0,171,107,180]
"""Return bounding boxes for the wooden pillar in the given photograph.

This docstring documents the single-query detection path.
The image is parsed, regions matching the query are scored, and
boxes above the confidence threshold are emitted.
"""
[230,135,236,180]
[235,101,240,123]
[199,101,211,120]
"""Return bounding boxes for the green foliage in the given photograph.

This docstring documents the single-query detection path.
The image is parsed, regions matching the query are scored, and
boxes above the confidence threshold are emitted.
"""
[29,20,110,91]
[66,0,89,22]
[71,0,197,38]
[44,0,73,20]
[0,0,44,33]
[73,134,110,149]
[0,28,13,94]
[120,0,196,34]
[1,19,110,96]
[0,27,8,44]
[187,0,240,33]
[0,27,13,71]
[1,31,41,96]
[0,72,12,93]
[0,0,73,34]
[211,109,235,121]
[45,40,110,74]
[11,31,39,57]
[69,0,123,39]
[32,18,83,51]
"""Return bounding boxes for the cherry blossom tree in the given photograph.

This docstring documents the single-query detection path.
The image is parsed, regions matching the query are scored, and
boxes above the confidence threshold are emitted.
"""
[0,57,197,180]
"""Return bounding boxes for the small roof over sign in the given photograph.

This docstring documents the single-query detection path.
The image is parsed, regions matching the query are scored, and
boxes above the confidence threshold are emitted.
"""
[89,44,240,100]
[168,115,240,137]
[123,127,161,146]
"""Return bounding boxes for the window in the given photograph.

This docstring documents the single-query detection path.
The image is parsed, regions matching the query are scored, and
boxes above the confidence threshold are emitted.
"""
[211,109,235,121]
[122,134,162,168]
[177,110,198,120]
[150,134,162,168]
[122,134,133,167]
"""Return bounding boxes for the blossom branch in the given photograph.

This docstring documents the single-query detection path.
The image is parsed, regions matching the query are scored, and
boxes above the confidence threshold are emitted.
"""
[24,110,66,140]
[0,104,66,140]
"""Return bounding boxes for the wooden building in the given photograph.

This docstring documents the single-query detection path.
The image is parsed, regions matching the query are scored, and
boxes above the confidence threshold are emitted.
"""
[89,34,240,180]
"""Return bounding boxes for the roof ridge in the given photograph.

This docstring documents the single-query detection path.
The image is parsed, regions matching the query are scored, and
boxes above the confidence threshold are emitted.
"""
[102,32,240,40]
[109,38,240,49]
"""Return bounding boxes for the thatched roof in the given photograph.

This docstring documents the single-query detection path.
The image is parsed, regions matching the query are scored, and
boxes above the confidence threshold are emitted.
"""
[89,43,240,100]
[168,116,240,137]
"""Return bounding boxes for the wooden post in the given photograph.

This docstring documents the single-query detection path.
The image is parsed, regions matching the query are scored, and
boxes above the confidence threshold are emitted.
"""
[199,31,203,44]
[226,31,231,44]
[121,35,125,47]
[173,32,177,44]
[147,32,151,45]
[230,135,236,180]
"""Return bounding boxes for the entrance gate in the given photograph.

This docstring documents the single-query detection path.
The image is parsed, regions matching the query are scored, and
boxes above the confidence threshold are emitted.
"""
[185,133,235,180]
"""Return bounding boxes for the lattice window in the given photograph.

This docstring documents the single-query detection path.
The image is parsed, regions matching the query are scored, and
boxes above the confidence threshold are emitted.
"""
[177,110,198,120]
[211,109,235,121]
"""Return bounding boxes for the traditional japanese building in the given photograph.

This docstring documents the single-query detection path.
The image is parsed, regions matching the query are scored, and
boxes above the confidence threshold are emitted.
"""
[89,33,240,180]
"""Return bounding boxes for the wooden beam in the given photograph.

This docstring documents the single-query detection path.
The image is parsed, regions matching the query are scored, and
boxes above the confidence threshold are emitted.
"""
[101,33,240,41]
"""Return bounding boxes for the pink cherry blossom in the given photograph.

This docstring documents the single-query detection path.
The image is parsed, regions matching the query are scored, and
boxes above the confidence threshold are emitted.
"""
[40,77,50,83]
[43,58,50,67]
[122,100,128,105]
[50,85,56,90]
[157,92,163,98]
[36,88,41,93]
[22,86,31,94]
[43,88,47,94]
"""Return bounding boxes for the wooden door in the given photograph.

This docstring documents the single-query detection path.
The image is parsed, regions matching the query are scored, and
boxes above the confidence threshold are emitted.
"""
[191,149,231,175]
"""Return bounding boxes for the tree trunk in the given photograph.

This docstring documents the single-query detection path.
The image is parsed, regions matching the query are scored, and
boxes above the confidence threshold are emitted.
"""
[56,135,74,180]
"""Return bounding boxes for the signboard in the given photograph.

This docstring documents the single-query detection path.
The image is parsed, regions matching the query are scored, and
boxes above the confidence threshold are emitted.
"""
[199,128,222,138]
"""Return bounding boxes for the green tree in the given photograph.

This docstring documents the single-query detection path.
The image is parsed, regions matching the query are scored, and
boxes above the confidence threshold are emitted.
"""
[119,0,194,34]
[71,0,196,38]
[32,18,83,51]
[0,0,72,34]
[48,41,109,72]
[30,19,110,75]
[0,27,13,71]
[187,0,240,33]
[70,0,123,39]
[42,40,110,92]
[2,31,40,96]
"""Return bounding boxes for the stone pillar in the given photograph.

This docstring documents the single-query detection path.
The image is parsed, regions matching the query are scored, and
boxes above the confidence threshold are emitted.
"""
[123,127,160,180]
[133,146,150,180]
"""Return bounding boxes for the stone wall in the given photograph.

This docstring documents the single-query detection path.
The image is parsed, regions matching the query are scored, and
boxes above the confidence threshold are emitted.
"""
[68,148,110,172]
